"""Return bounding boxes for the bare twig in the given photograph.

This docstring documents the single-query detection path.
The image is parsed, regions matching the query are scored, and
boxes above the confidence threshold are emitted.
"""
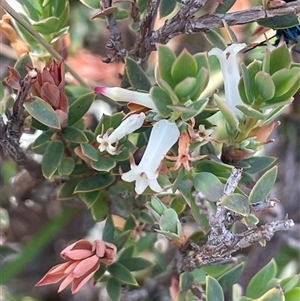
[0,70,42,177]
[99,0,127,63]
[131,0,161,69]
[152,1,300,46]
[180,168,295,272]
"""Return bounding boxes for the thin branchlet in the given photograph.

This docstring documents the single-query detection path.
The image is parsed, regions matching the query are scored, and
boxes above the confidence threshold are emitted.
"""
[180,168,294,272]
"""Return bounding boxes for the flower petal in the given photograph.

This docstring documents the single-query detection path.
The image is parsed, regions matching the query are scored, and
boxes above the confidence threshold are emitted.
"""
[94,86,157,110]
[93,240,106,257]
[58,273,74,293]
[208,43,247,113]
[71,264,100,294]
[63,249,94,261]
[139,120,180,170]
[72,255,100,278]
[61,240,93,255]
[108,113,145,143]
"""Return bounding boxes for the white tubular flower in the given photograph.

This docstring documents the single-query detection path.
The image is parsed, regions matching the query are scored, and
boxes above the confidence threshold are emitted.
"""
[122,120,180,195]
[94,86,157,110]
[97,113,146,155]
[208,43,247,113]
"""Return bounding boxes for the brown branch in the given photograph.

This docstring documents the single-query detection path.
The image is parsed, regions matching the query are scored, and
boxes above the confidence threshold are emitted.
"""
[0,69,42,177]
[97,0,127,63]
[180,168,295,272]
[151,1,300,45]
[131,0,160,69]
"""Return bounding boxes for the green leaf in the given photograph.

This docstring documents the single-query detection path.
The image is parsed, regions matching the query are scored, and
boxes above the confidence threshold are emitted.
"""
[240,63,254,104]
[107,262,138,286]
[180,272,194,291]
[159,208,179,234]
[193,172,224,202]
[171,50,198,84]
[190,194,210,231]
[206,275,224,301]
[72,163,90,175]
[58,157,75,176]
[214,94,239,131]
[236,105,265,120]
[269,44,291,75]
[79,0,101,9]
[103,215,115,242]
[62,126,88,143]
[159,0,176,18]
[256,286,284,301]
[112,231,131,251]
[24,97,61,129]
[95,112,125,137]
[258,15,299,29]
[14,54,33,79]
[218,262,245,291]
[255,71,275,100]
[216,0,236,13]
[115,8,129,20]
[190,67,210,101]
[220,193,250,216]
[204,29,227,49]
[58,178,81,200]
[284,287,300,301]
[150,86,173,117]
[195,160,233,178]
[280,275,300,293]
[272,67,300,97]
[107,277,121,301]
[81,143,99,161]
[17,0,41,21]
[33,17,59,35]
[174,77,197,100]
[32,130,53,149]
[243,156,277,174]
[91,192,109,221]
[137,0,148,12]
[249,165,278,203]
[80,190,101,207]
[68,92,95,126]
[75,174,115,193]
[118,245,135,260]
[42,140,64,178]
[118,257,153,271]
[156,45,176,87]
[180,98,208,120]
[246,259,277,298]
[125,57,151,92]
[91,156,116,172]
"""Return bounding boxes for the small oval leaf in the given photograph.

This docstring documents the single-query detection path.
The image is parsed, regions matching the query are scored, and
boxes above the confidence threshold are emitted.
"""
[246,259,277,298]
[107,262,138,286]
[249,165,278,203]
[74,174,115,193]
[194,172,224,202]
[42,140,64,178]
[220,193,250,216]
[125,57,152,92]
[62,126,88,143]
[206,275,224,301]
[118,257,153,272]
[255,71,275,100]
[68,92,95,126]
[106,277,121,301]
[24,97,61,129]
